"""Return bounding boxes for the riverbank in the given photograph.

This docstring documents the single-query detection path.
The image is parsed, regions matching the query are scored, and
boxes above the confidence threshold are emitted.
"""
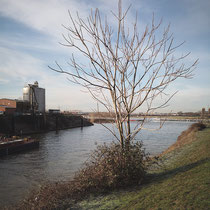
[76,123,210,209]
[13,123,210,209]
[90,115,209,124]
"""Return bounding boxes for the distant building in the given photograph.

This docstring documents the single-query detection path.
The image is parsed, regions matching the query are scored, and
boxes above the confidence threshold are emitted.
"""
[0,98,16,108]
[16,100,30,113]
[0,99,31,114]
[0,99,16,114]
[23,81,45,113]
[0,106,16,114]
[0,81,45,115]
[201,108,205,118]
[48,109,60,114]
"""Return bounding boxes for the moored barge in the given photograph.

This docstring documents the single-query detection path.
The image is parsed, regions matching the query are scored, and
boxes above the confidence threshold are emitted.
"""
[0,138,39,156]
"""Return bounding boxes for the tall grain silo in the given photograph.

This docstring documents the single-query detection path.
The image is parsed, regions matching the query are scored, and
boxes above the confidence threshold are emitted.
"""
[23,85,31,101]
[23,81,45,113]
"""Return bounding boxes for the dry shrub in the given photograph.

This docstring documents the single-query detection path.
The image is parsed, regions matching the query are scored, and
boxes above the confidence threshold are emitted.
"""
[72,141,148,193]
[189,122,206,131]
[15,183,72,210]
[17,141,148,209]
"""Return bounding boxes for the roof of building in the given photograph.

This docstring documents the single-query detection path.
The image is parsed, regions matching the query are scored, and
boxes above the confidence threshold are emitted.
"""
[0,98,16,101]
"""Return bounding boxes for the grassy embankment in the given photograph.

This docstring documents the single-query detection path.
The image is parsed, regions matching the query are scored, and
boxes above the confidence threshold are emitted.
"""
[75,124,210,209]
[16,123,210,209]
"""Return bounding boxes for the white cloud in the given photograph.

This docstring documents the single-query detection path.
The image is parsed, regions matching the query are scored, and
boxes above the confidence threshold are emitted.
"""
[0,37,56,52]
[0,0,110,38]
[0,78,9,84]
[0,0,141,40]
[0,46,44,81]
[0,46,96,110]
[0,0,209,112]
[0,0,67,35]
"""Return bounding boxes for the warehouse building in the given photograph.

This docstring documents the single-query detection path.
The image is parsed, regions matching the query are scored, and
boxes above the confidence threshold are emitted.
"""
[0,81,45,115]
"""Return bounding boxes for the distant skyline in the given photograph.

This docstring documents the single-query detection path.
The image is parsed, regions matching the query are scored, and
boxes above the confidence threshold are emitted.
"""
[0,0,209,112]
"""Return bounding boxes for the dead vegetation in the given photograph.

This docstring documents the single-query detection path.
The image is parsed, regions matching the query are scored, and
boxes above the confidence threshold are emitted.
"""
[16,141,148,210]
[13,123,207,210]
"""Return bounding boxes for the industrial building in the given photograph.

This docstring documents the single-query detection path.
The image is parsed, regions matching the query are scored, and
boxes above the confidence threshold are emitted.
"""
[0,82,45,115]
[23,81,45,113]
[0,99,18,114]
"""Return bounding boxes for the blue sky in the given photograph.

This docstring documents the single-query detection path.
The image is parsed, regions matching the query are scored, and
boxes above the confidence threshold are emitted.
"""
[0,0,209,112]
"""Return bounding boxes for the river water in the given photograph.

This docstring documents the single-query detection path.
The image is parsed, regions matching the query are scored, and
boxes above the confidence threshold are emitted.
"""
[0,120,192,207]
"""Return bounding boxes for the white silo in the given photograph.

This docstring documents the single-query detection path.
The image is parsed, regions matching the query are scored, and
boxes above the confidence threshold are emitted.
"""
[23,85,31,101]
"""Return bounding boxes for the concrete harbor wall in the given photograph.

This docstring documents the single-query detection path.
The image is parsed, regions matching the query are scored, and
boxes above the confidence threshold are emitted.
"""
[0,114,93,135]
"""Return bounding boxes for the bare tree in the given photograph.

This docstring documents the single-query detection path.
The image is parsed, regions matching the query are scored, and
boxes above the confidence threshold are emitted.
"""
[49,0,198,150]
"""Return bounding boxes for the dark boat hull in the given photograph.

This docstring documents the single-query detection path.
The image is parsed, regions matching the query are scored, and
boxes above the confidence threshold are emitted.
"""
[0,139,39,156]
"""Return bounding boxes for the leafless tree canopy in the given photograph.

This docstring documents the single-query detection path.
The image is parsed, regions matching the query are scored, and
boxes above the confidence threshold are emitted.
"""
[49,0,198,149]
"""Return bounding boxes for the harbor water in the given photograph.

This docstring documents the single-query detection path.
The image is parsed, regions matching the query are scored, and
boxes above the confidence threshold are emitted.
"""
[0,120,192,207]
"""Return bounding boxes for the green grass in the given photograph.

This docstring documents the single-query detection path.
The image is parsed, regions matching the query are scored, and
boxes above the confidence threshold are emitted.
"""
[76,128,210,210]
